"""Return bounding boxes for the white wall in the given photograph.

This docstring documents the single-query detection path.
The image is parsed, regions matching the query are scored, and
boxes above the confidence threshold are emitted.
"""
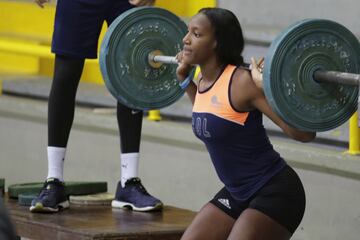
[218,0,360,42]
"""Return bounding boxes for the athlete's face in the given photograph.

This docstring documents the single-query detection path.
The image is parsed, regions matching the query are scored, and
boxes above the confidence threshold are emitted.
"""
[182,13,217,65]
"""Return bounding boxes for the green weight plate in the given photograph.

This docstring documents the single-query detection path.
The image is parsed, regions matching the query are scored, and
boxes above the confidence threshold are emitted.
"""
[100,7,187,110]
[264,19,360,132]
[8,182,107,199]
[18,194,37,206]
[69,192,114,206]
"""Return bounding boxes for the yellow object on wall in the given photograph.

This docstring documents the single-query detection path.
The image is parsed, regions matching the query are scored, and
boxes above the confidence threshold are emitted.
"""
[348,112,360,155]
[156,0,216,16]
[0,1,54,78]
[0,1,54,41]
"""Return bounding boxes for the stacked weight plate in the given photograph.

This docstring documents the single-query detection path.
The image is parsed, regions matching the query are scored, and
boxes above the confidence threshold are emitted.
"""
[100,7,188,110]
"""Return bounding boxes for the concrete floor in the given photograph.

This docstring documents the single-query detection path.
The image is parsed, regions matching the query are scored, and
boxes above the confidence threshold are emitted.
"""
[1,95,360,239]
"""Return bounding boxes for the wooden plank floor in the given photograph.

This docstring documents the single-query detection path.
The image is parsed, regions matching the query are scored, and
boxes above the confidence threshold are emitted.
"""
[5,196,196,240]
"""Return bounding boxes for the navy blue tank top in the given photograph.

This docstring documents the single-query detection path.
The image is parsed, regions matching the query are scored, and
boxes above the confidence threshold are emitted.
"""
[192,65,286,201]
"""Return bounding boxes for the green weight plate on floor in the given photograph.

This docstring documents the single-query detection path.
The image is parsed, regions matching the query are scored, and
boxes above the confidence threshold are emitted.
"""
[18,194,37,206]
[69,192,114,206]
[8,182,107,199]
[100,7,187,110]
[263,19,360,132]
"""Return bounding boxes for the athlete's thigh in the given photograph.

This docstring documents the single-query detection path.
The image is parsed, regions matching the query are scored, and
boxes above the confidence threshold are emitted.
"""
[228,208,291,240]
[181,203,235,240]
[228,165,304,240]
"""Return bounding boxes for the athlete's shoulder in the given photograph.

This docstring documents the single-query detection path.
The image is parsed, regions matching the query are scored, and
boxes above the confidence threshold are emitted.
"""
[231,67,256,91]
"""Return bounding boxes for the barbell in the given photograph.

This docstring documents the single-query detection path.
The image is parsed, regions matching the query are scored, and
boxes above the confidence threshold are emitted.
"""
[99,7,360,132]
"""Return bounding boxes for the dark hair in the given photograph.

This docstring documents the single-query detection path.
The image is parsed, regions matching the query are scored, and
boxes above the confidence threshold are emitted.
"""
[198,8,244,66]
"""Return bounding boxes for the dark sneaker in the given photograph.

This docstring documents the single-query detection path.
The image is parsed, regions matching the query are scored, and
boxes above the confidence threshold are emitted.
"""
[29,178,69,213]
[112,177,163,212]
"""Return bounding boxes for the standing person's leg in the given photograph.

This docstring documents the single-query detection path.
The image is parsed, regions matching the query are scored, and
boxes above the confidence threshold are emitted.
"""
[30,55,84,213]
[117,104,142,185]
[47,55,85,181]
[112,103,162,211]
[30,0,107,213]
[105,0,162,211]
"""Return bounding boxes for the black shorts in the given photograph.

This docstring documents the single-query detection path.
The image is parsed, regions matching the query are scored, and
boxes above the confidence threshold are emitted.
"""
[52,0,134,59]
[210,165,305,234]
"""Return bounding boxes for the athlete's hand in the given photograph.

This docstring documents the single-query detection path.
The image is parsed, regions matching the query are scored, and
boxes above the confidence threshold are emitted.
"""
[251,57,264,90]
[34,0,50,8]
[129,0,156,6]
[176,51,192,82]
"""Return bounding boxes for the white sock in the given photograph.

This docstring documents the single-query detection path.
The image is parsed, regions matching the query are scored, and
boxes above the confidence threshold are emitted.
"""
[121,152,139,187]
[47,146,66,182]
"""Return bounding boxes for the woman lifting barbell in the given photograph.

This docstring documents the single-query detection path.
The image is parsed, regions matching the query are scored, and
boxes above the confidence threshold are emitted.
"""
[176,7,315,240]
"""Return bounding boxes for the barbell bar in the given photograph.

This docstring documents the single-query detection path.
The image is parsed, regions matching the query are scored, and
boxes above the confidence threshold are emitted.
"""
[99,7,360,132]
[149,53,360,86]
[314,71,360,86]
[148,53,252,71]
[149,54,179,66]
[149,54,252,71]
